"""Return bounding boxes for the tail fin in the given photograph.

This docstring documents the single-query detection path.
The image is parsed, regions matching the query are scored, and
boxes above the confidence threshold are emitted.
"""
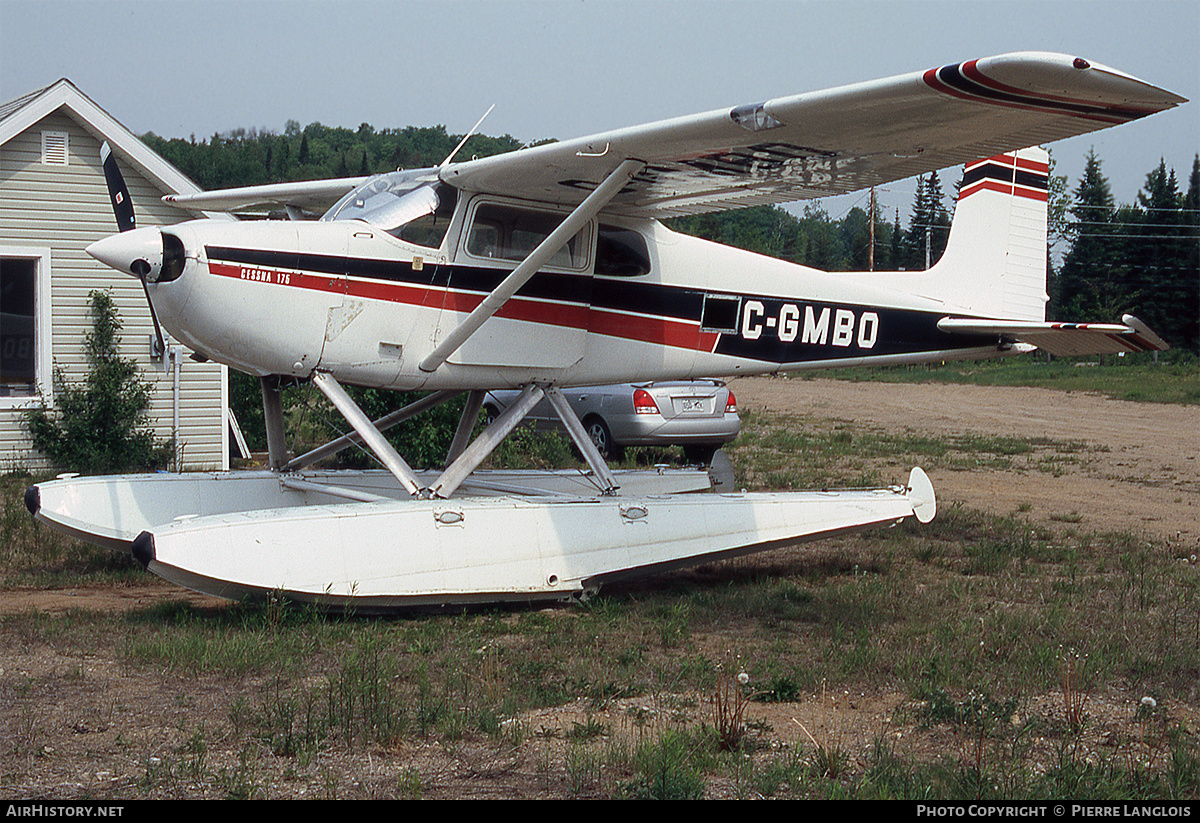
[917,147,1049,321]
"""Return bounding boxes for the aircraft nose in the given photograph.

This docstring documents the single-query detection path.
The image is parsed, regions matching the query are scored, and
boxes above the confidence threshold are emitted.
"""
[87,226,187,283]
[86,226,164,279]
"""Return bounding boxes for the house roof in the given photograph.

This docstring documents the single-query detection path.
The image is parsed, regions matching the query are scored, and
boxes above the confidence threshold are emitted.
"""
[0,78,219,217]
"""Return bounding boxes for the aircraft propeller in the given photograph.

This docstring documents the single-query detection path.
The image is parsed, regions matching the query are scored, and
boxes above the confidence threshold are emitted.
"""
[95,142,168,358]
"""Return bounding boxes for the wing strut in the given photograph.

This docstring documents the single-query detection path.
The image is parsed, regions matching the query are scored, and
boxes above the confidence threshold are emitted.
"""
[419,158,645,373]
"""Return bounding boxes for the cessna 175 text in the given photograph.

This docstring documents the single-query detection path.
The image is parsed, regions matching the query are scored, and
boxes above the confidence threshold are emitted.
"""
[29,52,1185,610]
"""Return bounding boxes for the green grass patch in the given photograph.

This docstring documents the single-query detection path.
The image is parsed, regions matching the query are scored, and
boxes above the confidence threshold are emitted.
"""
[811,353,1199,405]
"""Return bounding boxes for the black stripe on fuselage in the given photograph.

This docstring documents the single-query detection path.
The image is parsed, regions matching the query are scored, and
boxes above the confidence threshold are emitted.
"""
[205,245,994,363]
[206,245,701,321]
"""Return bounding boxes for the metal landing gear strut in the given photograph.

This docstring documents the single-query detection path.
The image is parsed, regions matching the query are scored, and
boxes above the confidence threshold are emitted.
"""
[261,373,622,501]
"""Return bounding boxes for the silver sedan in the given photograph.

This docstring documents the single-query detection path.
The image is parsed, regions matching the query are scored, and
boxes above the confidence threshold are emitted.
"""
[482,380,740,463]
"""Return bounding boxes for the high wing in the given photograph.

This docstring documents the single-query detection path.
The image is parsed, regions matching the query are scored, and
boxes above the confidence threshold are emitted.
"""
[158,52,1184,221]
[441,52,1185,218]
[163,175,369,214]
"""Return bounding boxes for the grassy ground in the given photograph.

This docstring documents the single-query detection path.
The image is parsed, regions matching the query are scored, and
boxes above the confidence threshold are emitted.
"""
[814,352,1199,405]
[3,400,1198,799]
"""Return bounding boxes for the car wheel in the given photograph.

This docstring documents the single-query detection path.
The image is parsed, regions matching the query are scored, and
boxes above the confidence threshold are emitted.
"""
[584,416,622,461]
[683,444,717,465]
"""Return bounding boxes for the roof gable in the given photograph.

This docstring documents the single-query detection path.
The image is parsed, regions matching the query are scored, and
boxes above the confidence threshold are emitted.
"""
[0,78,208,204]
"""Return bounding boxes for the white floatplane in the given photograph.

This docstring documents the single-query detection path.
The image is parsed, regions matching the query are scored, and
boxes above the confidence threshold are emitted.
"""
[29,53,1182,610]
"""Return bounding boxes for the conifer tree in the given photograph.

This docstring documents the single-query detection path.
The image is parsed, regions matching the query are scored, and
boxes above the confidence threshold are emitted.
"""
[1058,149,1122,322]
[901,173,951,270]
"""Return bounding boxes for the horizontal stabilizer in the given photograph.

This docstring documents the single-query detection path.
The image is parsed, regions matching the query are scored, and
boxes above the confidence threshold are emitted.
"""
[938,314,1169,356]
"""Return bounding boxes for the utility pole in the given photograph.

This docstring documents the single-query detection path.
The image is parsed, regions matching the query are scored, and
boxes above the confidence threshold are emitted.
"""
[868,186,876,272]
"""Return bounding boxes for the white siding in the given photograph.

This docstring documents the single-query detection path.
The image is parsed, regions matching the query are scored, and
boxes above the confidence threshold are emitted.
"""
[1,110,228,471]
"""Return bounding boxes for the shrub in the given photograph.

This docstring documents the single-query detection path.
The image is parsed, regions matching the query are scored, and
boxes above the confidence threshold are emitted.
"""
[26,290,174,473]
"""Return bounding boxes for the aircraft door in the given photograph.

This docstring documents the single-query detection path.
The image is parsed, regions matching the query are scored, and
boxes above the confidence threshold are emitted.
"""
[442,200,592,369]
[316,228,410,387]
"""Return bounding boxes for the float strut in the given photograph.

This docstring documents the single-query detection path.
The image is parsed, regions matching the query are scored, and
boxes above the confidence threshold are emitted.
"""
[310,371,422,496]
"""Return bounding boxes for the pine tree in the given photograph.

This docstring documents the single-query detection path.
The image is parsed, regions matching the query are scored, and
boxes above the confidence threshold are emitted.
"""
[901,173,950,270]
[890,208,902,268]
[924,171,951,263]
[1122,160,1182,346]
[1058,148,1123,322]
[1184,155,1200,351]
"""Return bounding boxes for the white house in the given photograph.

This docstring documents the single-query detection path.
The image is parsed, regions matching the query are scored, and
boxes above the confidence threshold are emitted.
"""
[0,79,230,472]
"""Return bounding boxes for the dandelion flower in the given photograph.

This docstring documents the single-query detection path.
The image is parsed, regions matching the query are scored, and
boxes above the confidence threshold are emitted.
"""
[1141,696,1157,709]
[737,671,750,685]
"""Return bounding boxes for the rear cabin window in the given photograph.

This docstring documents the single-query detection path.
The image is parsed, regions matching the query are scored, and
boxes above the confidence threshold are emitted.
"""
[701,294,741,333]
[466,203,588,270]
[595,224,651,277]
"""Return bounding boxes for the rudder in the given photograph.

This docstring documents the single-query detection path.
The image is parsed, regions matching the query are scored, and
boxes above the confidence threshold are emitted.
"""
[919,147,1050,322]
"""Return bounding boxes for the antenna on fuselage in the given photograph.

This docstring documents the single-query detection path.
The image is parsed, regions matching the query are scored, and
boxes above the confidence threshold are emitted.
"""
[439,104,496,168]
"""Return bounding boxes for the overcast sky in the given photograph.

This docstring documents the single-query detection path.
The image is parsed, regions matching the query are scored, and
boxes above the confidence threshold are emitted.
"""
[2,0,1196,218]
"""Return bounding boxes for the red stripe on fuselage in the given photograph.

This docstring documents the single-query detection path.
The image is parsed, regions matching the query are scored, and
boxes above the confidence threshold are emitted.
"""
[208,259,716,352]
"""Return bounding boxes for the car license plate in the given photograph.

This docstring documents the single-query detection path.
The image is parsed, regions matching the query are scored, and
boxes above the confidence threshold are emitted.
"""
[675,397,708,414]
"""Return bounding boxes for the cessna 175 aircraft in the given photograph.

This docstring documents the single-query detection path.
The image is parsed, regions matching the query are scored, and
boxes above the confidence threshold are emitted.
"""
[29,52,1184,610]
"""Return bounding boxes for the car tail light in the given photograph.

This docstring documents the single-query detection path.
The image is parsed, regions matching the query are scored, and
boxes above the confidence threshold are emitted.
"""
[725,391,738,414]
[633,388,660,415]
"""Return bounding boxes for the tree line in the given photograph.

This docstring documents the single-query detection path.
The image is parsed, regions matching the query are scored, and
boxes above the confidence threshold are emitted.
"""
[143,123,1198,353]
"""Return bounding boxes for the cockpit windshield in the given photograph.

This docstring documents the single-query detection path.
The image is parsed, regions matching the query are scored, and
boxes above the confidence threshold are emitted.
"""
[321,169,441,233]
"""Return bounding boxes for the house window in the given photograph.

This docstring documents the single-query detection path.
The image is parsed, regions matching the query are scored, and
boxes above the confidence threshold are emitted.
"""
[0,248,51,404]
[41,131,68,165]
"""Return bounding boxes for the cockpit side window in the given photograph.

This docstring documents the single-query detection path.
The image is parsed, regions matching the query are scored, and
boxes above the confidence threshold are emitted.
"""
[465,202,589,270]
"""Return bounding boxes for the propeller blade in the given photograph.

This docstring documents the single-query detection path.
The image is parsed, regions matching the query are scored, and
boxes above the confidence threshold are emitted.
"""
[137,264,167,359]
[98,142,164,356]
[100,142,136,232]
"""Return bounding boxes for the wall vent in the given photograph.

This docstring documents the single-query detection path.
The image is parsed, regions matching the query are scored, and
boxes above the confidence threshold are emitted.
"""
[41,131,68,165]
